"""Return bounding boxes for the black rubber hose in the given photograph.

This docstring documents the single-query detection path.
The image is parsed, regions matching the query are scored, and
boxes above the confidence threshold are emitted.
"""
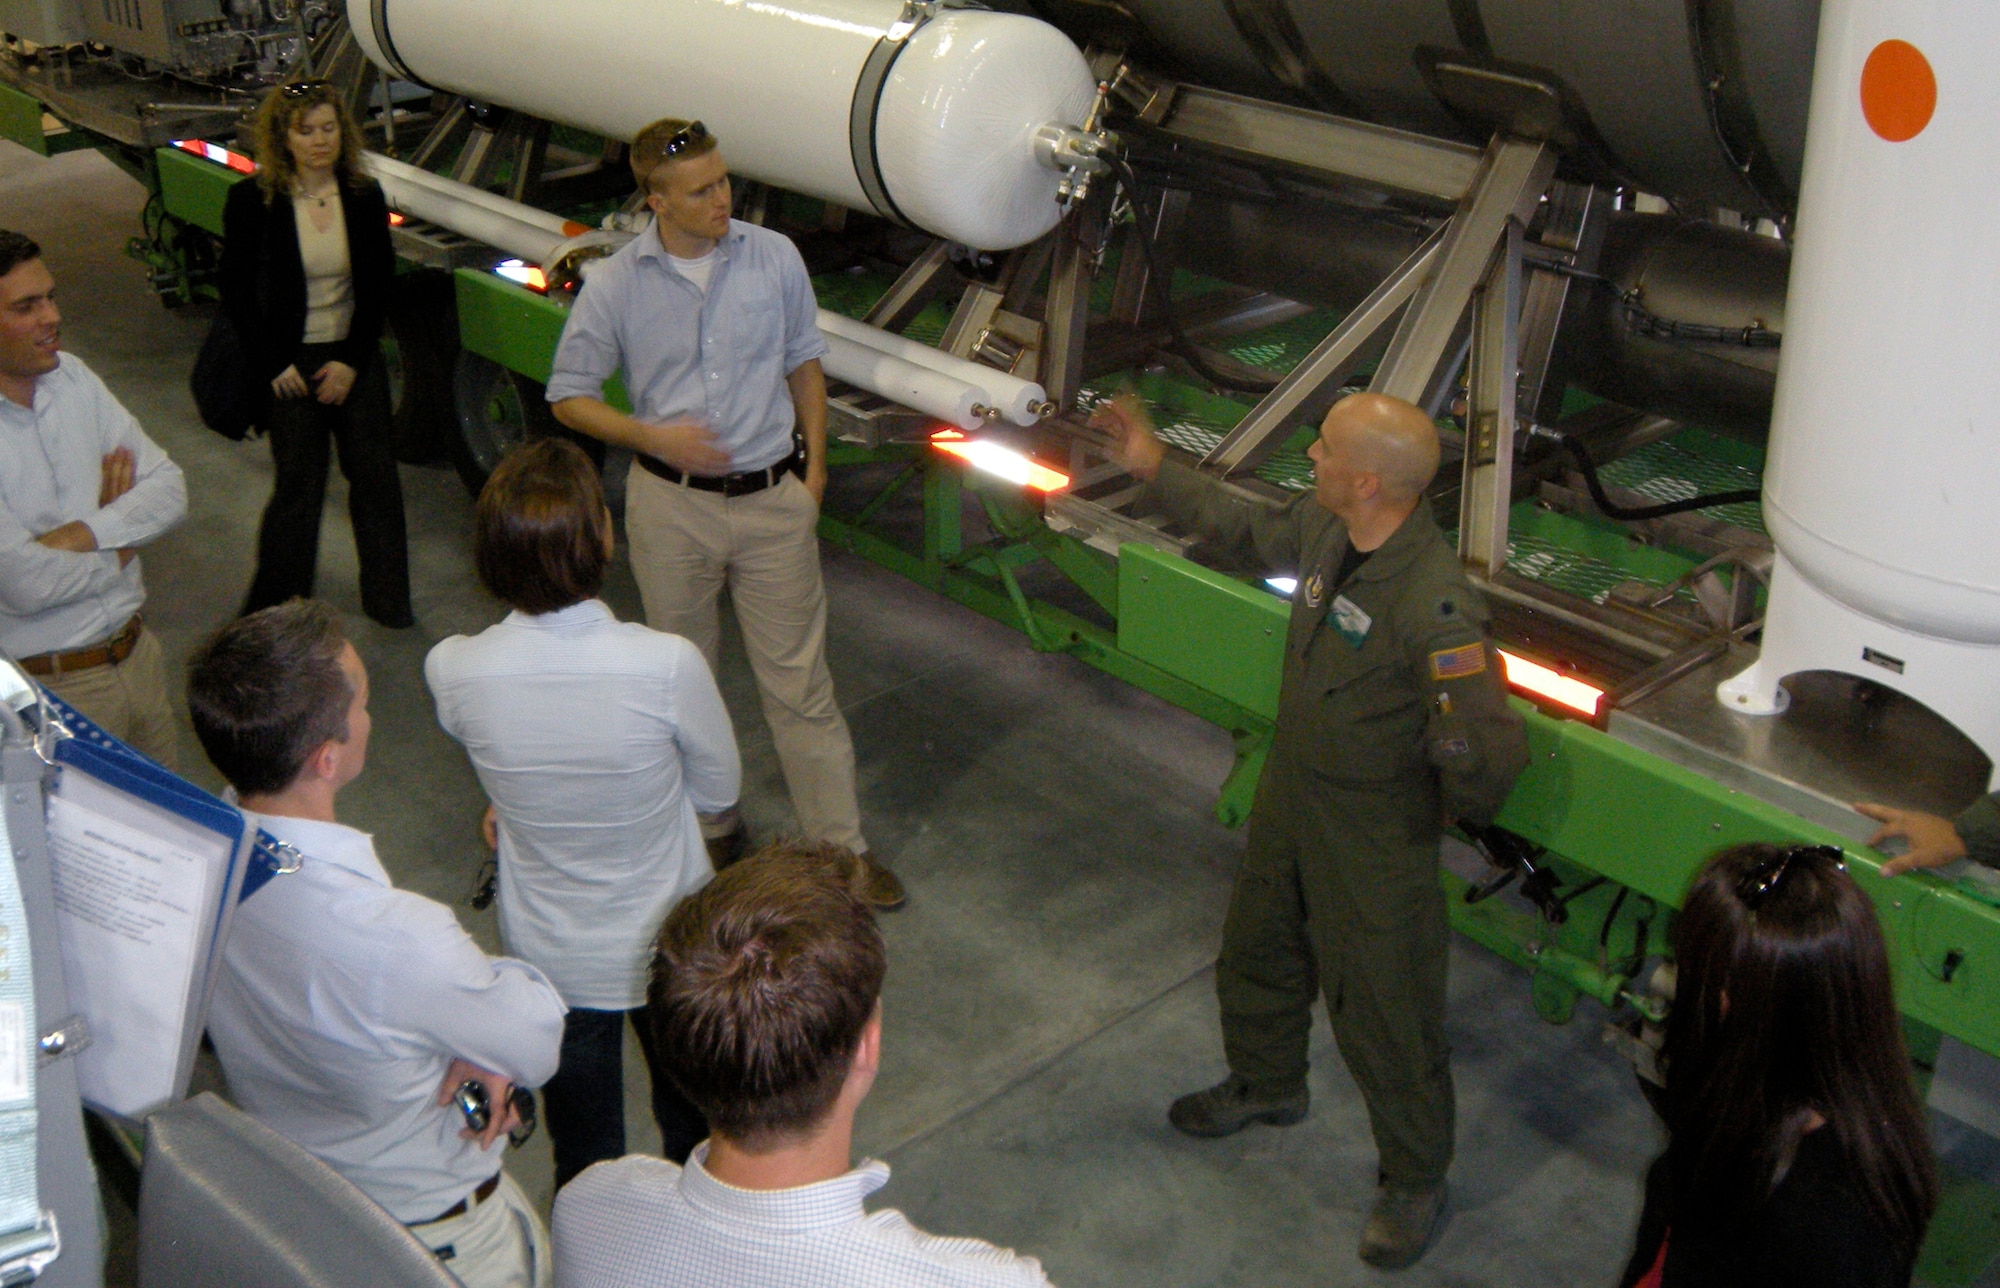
[1557,434,1761,521]
[1113,160,1282,396]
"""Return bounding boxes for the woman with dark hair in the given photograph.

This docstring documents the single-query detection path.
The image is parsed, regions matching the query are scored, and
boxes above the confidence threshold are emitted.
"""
[1621,842,1938,1288]
[424,438,742,1187]
[222,79,411,627]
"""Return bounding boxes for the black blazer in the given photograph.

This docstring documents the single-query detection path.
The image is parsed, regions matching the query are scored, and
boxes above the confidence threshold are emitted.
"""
[220,176,394,382]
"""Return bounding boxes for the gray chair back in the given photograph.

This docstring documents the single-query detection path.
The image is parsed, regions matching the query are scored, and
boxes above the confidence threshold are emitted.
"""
[136,1093,461,1288]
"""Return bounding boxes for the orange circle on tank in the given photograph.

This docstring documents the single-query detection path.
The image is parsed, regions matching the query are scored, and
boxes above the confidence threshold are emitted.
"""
[1859,39,1936,141]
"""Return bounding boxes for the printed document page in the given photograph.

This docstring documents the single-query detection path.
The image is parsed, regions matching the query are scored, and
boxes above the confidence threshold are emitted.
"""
[46,793,221,1117]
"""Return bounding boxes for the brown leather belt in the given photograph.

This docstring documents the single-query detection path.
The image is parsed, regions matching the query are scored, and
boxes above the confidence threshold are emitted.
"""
[412,1173,500,1226]
[17,615,142,677]
[639,448,802,497]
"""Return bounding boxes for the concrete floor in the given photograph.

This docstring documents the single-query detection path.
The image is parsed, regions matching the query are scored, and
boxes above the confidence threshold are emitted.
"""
[1,142,1677,1286]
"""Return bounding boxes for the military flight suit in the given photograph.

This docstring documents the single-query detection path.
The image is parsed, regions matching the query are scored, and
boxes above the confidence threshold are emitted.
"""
[1147,460,1528,1188]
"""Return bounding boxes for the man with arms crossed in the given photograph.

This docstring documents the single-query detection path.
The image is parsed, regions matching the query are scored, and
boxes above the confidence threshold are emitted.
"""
[547,119,902,909]
[1094,391,1528,1268]
[553,842,1055,1286]
[188,601,567,1287]
[0,229,186,764]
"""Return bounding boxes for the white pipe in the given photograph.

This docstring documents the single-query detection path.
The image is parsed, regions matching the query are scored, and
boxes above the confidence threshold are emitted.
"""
[366,163,567,265]
[820,336,992,431]
[360,158,1030,429]
[366,152,592,240]
[816,310,1050,425]
[348,0,1094,250]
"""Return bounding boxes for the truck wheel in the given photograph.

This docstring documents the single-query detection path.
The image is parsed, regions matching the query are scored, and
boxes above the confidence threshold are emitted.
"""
[451,350,565,494]
[386,272,461,466]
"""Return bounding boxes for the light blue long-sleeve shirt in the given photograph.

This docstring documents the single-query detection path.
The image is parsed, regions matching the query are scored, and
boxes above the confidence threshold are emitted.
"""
[545,218,829,473]
[0,352,186,658]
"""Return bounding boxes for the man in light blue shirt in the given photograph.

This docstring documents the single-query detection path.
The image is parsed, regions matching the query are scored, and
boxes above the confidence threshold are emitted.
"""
[0,230,186,764]
[548,118,902,909]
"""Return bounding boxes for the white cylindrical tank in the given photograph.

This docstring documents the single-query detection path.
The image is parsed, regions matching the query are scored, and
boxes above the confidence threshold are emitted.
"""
[348,0,1095,250]
[1757,7,2000,644]
[1718,0,2000,779]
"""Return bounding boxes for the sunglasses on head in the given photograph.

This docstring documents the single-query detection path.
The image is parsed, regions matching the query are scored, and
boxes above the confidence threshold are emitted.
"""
[1736,843,1845,910]
[657,120,710,157]
[279,79,331,99]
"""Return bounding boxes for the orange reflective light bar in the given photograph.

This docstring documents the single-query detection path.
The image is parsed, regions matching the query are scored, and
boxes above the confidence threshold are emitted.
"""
[1498,649,1604,719]
[388,212,407,226]
[493,260,549,291]
[929,430,1070,492]
[174,138,257,174]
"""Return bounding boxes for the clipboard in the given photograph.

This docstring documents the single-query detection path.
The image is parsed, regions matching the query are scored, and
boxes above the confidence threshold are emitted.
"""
[33,689,298,1121]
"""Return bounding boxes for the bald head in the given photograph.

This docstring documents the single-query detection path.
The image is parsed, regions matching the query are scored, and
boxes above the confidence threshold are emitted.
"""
[1321,393,1440,503]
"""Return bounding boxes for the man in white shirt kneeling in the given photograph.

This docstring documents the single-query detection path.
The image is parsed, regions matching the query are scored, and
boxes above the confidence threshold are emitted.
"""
[554,841,1057,1287]
[188,600,568,1288]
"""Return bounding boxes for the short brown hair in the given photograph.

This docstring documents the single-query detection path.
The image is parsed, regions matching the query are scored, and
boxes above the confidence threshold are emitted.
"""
[630,117,719,196]
[649,845,886,1148]
[187,600,353,796]
[474,438,609,615]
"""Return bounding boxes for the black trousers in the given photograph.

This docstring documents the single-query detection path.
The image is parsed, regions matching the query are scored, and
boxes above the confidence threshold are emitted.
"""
[543,1006,708,1191]
[243,344,411,623]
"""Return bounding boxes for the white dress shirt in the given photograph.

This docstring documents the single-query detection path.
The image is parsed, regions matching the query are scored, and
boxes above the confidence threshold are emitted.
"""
[205,814,566,1223]
[0,352,186,658]
[425,600,740,1010]
[553,1145,1056,1288]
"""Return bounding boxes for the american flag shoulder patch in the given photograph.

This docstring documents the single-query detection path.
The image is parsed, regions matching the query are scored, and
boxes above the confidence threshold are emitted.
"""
[1428,642,1488,680]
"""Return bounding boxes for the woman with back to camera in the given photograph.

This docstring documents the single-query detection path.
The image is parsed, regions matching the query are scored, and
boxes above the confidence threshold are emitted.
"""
[425,437,742,1188]
[1621,842,1938,1288]
[222,79,412,627]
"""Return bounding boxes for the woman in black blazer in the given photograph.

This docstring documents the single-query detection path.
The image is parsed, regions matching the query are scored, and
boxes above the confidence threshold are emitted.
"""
[222,80,412,627]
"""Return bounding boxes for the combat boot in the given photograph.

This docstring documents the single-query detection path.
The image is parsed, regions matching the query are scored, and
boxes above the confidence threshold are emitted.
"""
[1167,1073,1309,1137]
[1358,1180,1447,1269]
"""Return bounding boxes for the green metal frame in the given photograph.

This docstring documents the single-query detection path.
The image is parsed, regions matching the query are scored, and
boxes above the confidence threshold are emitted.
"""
[0,83,46,156]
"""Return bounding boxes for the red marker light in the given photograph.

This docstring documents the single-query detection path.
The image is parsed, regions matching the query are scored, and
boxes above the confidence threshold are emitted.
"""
[171,139,258,174]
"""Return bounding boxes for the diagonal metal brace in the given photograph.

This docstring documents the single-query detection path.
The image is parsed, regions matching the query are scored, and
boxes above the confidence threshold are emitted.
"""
[1371,136,1556,404]
[1201,223,1447,475]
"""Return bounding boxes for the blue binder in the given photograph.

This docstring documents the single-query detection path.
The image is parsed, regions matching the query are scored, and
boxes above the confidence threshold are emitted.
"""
[34,688,298,1120]
[39,690,298,902]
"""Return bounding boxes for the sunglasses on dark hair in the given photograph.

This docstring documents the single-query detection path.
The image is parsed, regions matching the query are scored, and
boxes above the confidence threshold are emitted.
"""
[1736,843,1845,910]
[279,79,331,99]
[656,120,710,157]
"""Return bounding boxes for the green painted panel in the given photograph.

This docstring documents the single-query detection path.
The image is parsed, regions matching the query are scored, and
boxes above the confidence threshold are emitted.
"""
[454,267,565,382]
[1499,708,2000,1056]
[0,84,45,156]
[1117,543,1286,720]
[155,146,246,236]
[453,267,628,407]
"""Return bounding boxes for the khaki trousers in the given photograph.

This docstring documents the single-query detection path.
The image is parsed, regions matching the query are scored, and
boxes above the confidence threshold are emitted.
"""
[409,1171,550,1288]
[39,625,178,770]
[624,462,865,852]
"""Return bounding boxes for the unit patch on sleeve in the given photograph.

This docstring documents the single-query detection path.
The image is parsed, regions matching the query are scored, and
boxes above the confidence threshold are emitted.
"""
[1428,642,1488,680]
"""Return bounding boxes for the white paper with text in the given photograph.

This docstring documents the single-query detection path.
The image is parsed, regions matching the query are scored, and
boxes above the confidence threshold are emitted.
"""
[46,794,223,1117]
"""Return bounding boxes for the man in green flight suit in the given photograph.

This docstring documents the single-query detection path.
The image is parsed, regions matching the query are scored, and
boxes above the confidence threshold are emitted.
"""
[1093,390,1529,1268]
